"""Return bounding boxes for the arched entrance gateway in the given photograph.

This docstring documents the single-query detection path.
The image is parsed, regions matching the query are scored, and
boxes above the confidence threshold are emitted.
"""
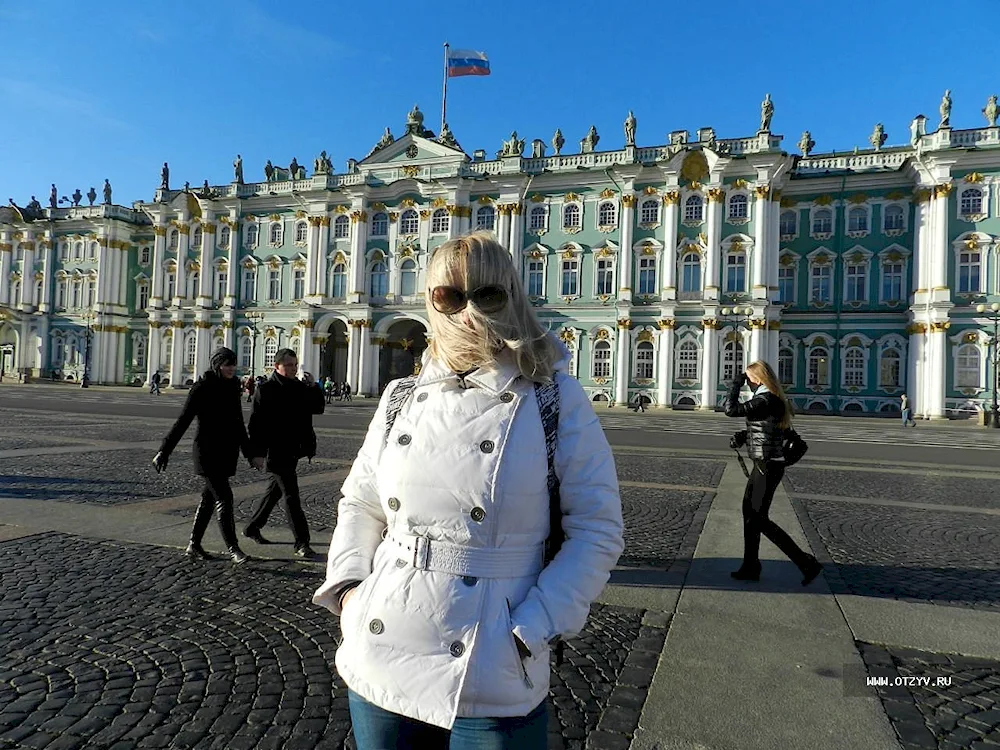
[320,319,349,384]
[0,321,18,379]
[378,318,428,394]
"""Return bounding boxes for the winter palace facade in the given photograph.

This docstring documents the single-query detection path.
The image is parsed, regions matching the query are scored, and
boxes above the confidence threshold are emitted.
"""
[2,99,1000,419]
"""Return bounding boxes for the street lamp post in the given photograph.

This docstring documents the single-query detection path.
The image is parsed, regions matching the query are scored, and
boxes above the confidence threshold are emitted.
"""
[719,305,754,387]
[81,309,96,388]
[975,302,1000,428]
[246,311,265,378]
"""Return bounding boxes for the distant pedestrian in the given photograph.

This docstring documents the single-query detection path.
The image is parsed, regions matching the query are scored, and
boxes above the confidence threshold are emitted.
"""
[325,379,335,404]
[152,348,264,564]
[149,370,161,396]
[342,381,352,401]
[634,395,646,413]
[900,394,916,427]
[725,361,822,586]
[244,375,256,403]
[243,349,326,558]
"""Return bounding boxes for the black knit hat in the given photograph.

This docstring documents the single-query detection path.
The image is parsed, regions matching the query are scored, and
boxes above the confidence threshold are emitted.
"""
[210,347,237,374]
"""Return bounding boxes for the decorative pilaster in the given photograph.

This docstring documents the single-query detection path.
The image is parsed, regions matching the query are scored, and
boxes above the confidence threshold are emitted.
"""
[168,320,185,386]
[926,320,949,419]
[346,319,360,392]
[357,320,372,396]
[618,195,636,303]
[198,223,215,307]
[151,224,167,307]
[704,189,724,301]
[930,183,952,296]
[700,318,720,409]
[194,318,212,374]
[508,203,525,257]
[907,322,926,418]
[146,320,163,385]
[749,317,768,365]
[20,241,36,308]
[348,213,366,304]
[614,318,631,405]
[40,230,54,313]
[173,220,190,307]
[497,203,513,253]
[305,216,322,299]
[752,185,770,299]
[222,216,239,307]
[661,192,679,299]
[657,318,675,408]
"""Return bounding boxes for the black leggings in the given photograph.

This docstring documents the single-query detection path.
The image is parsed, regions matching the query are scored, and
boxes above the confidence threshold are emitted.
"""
[191,475,239,551]
[741,460,809,570]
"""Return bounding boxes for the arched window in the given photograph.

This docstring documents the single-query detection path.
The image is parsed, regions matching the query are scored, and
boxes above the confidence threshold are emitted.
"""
[56,279,67,309]
[295,221,308,244]
[681,252,701,294]
[134,337,147,368]
[289,338,300,358]
[635,341,654,379]
[638,256,656,295]
[89,242,99,260]
[563,204,581,230]
[245,224,258,249]
[529,206,546,231]
[592,340,611,378]
[330,262,347,299]
[728,194,748,221]
[779,210,797,236]
[59,242,69,261]
[640,199,659,225]
[812,209,833,234]
[371,212,388,237]
[165,269,176,301]
[188,271,200,300]
[956,344,981,388]
[778,347,794,385]
[136,281,149,311]
[400,209,419,235]
[597,201,617,227]
[725,251,746,293]
[239,336,252,370]
[399,260,417,297]
[684,195,703,222]
[960,188,983,216]
[215,266,228,301]
[11,280,21,305]
[34,279,42,304]
[848,207,868,233]
[241,266,256,302]
[264,337,278,366]
[213,335,225,353]
[879,349,901,387]
[807,347,830,386]
[161,334,171,365]
[677,341,699,380]
[959,250,982,293]
[168,230,178,252]
[560,256,579,296]
[431,208,450,234]
[476,205,496,230]
[333,215,350,238]
[843,347,865,387]
[191,226,203,250]
[267,267,281,301]
[185,335,197,367]
[595,257,614,296]
[219,226,231,249]
[269,221,283,245]
[369,260,388,297]
[52,336,65,366]
[721,340,744,383]
[293,267,305,299]
[884,205,904,231]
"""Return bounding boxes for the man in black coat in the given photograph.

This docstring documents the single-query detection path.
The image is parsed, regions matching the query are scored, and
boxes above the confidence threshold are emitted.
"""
[153,348,264,564]
[244,348,326,557]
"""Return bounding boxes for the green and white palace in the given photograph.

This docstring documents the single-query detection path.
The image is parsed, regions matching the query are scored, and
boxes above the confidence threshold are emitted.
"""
[3,96,1000,419]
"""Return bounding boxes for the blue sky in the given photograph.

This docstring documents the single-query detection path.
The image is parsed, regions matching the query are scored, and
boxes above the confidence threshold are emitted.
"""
[1,0,996,205]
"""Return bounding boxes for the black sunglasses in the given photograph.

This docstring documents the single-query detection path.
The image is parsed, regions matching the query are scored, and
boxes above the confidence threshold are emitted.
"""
[431,285,509,315]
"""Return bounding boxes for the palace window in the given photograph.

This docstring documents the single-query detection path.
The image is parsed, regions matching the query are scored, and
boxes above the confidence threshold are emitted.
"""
[330,263,347,299]
[215,270,227,302]
[140,246,151,264]
[295,222,308,244]
[956,344,981,388]
[778,347,794,385]
[400,209,419,235]
[269,222,283,246]
[264,337,278,366]
[725,252,746,294]
[74,241,84,260]
[334,215,350,238]
[684,195,703,222]
[807,347,830,386]
[87,278,97,307]
[191,226,203,250]
[677,341,699,380]
[219,226,231,249]
[293,268,305,300]
[527,259,544,297]
[640,199,659,225]
[845,262,867,303]
[370,261,388,297]
[881,261,904,302]
[371,212,388,237]
[431,208,449,234]
[166,271,176,301]
[267,268,281,301]
[635,341,654,379]
[721,340,744,384]
[59,242,69,261]
[884,205,904,232]
[778,264,795,303]
[71,280,81,308]
[11,280,21,305]
[592,340,611,378]
[134,337,146,369]
[241,267,256,302]
[960,188,983,217]
[843,347,865,387]
[137,282,149,311]
[779,210,797,237]
[879,349,901,388]
[812,209,832,235]
[681,252,701,296]
[399,260,417,297]
[728,194,748,221]
[185,335,197,368]
[848,207,868,233]
[187,271,199,300]
[560,258,579,296]
[529,206,547,231]
[597,201,617,227]
[245,224,258,249]
[811,264,832,303]
[476,205,496,231]
[239,337,252,370]
[595,257,614,296]
[89,242,98,261]
[958,250,982,293]
[168,231,178,252]
[563,204,581,231]
[638,256,656,295]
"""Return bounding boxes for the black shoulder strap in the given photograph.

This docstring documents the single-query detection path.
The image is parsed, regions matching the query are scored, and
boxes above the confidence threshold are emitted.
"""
[383,376,419,445]
[534,379,562,564]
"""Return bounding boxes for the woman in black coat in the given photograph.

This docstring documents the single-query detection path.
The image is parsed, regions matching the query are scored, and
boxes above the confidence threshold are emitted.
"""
[724,360,822,585]
[152,348,264,563]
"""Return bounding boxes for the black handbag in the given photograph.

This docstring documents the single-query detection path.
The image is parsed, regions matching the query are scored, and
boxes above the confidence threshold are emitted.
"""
[782,428,809,467]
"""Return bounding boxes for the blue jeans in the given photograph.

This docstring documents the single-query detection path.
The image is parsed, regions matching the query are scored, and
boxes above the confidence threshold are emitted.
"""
[902,408,912,426]
[348,690,548,750]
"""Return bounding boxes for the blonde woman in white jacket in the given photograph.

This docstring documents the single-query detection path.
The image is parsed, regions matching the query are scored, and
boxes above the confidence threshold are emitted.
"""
[314,231,624,749]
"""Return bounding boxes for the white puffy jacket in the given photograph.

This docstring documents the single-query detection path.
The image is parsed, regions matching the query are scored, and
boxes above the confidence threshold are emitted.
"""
[313,346,624,729]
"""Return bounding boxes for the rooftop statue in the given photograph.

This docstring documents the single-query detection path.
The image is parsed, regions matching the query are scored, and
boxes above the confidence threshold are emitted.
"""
[797,131,815,157]
[87,187,97,206]
[552,128,565,156]
[71,188,83,207]
[939,89,952,128]
[49,184,58,209]
[234,154,244,184]
[984,95,998,128]
[500,131,525,158]
[580,125,599,154]
[624,111,637,147]
[160,162,170,190]
[869,123,887,152]
[760,93,774,132]
[103,179,112,205]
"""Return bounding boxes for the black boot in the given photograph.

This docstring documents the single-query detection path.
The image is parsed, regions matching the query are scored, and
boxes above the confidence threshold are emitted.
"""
[185,542,213,560]
[730,562,761,581]
[229,547,249,565]
[800,555,823,586]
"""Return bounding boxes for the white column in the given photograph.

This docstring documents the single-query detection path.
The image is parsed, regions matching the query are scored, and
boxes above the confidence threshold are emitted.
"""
[618,196,635,304]
[926,324,947,419]
[174,223,189,306]
[704,191,723,301]
[700,324,719,409]
[0,234,11,306]
[357,321,372,396]
[21,244,36,307]
[96,237,112,304]
[497,205,512,253]
[169,323,184,386]
[614,322,630,405]
[509,204,525,256]
[908,325,924,418]
[662,195,679,299]
[768,194,781,303]
[350,206,368,297]
[750,323,765,365]
[151,225,167,306]
[349,215,366,304]
[316,218,331,300]
[346,320,360,392]
[930,186,950,292]
[198,224,214,307]
[767,323,779,368]
[752,187,769,299]
[39,232,54,312]
[657,321,674,408]
[146,323,162,385]
[306,217,321,297]
[195,320,211,374]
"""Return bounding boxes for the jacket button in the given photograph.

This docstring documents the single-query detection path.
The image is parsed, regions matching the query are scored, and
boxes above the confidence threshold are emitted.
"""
[395,559,407,568]
[416,393,428,402]
[449,641,465,657]
[462,575,478,586]
[479,440,494,453]
[388,497,400,511]
[398,434,411,446]
[369,619,384,635]
[470,507,486,523]
[500,392,514,403]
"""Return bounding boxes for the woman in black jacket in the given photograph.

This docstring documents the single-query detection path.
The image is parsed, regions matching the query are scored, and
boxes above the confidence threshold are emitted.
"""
[152,348,264,563]
[723,360,822,585]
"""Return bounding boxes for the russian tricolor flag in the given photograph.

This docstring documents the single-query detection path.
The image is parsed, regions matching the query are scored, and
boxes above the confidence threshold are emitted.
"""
[447,49,490,77]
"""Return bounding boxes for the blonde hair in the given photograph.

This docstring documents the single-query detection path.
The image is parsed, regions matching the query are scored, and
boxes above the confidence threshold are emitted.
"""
[746,360,794,429]
[425,231,562,383]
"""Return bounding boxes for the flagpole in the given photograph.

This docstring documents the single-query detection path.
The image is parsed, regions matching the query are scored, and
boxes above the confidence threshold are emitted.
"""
[441,42,449,134]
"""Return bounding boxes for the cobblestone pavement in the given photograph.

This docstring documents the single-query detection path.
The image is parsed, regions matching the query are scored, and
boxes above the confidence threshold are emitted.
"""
[618,488,711,568]
[0,533,654,750]
[858,643,1000,750]
[0,436,84,452]
[611,455,725,487]
[786,469,1000,510]
[794,498,1000,612]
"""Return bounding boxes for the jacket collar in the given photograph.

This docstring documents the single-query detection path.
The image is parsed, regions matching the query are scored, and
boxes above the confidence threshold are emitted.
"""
[753,382,772,397]
[415,349,522,395]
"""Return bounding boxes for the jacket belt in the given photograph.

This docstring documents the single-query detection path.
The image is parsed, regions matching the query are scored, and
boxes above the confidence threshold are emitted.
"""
[385,532,544,578]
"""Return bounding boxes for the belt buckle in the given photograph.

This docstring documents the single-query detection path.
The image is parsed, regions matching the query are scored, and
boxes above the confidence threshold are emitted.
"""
[412,536,430,570]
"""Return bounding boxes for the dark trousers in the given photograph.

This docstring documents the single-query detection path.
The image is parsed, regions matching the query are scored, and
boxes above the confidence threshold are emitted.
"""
[246,459,310,547]
[741,460,810,570]
[191,475,239,550]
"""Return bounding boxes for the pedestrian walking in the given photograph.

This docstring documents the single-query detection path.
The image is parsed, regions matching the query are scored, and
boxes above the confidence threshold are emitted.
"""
[149,370,161,396]
[244,375,256,403]
[901,393,916,427]
[325,378,335,404]
[152,348,263,564]
[243,349,326,557]
[313,231,624,749]
[724,361,822,586]
[342,381,352,401]
[634,395,646,413]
